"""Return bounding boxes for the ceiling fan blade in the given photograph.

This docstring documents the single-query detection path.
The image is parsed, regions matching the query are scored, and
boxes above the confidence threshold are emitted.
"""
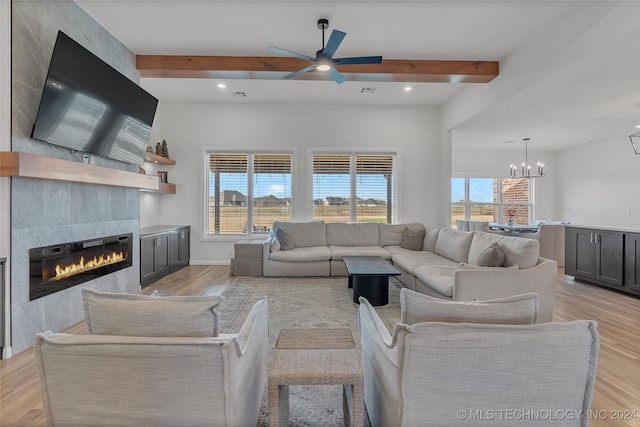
[329,67,346,84]
[282,64,317,80]
[322,29,346,58]
[333,56,383,65]
[268,46,315,62]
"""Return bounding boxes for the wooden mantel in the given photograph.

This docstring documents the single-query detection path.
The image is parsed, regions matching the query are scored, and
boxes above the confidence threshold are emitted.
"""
[0,151,159,190]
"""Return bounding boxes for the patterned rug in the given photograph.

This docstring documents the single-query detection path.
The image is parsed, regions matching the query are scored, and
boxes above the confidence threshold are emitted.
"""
[218,276,402,427]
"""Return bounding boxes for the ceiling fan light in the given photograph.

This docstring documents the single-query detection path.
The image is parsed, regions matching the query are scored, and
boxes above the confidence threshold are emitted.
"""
[316,61,331,72]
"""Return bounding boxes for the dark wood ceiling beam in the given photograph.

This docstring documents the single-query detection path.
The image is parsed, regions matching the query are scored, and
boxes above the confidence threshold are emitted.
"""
[136,55,499,83]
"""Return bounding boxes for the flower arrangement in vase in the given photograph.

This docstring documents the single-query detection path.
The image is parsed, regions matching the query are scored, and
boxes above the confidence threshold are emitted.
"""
[506,209,516,226]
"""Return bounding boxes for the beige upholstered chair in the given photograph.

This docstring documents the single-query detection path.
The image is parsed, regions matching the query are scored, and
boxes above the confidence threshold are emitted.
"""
[359,297,599,427]
[526,224,565,267]
[35,298,269,427]
[456,220,509,236]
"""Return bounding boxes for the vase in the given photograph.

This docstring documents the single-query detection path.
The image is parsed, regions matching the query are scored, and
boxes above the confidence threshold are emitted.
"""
[507,219,513,226]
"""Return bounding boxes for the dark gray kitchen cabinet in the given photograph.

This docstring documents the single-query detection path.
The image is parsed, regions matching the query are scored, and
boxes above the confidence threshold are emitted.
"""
[565,226,627,292]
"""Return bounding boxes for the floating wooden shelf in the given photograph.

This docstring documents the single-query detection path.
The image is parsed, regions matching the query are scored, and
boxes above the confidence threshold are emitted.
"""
[159,182,176,194]
[0,151,159,190]
[144,151,176,165]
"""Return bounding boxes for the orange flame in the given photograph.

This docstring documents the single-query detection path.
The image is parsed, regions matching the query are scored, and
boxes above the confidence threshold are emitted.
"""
[54,252,125,280]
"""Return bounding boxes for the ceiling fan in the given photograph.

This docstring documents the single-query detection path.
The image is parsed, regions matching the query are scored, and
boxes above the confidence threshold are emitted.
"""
[268,18,383,84]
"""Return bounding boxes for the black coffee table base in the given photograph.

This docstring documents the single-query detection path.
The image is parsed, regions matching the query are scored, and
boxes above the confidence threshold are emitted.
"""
[350,275,389,306]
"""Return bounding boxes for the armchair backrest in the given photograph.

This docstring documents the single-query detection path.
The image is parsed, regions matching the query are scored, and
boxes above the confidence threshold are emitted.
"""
[35,298,269,427]
[359,298,599,427]
[401,321,598,426]
[528,224,565,266]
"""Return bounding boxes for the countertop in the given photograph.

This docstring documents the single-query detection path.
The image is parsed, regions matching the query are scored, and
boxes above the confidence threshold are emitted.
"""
[566,225,640,234]
[140,225,190,237]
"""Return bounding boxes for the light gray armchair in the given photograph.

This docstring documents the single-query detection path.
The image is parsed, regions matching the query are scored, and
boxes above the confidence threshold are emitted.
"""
[456,220,509,235]
[526,223,566,267]
[359,298,599,427]
[35,298,269,427]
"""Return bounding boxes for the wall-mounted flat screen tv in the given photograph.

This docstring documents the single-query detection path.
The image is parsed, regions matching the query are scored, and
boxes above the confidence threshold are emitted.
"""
[31,31,158,165]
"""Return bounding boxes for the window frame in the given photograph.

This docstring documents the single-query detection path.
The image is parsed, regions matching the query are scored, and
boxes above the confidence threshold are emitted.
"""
[202,148,293,240]
[451,175,534,227]
[309,151,397,224]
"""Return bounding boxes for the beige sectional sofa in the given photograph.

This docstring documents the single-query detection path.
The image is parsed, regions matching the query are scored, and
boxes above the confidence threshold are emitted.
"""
[263,221,558,322]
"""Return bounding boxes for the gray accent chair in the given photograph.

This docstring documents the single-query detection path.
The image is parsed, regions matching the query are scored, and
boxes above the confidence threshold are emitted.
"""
[456,219,510,235]
[359,298,599,427]
[35,298,269,427]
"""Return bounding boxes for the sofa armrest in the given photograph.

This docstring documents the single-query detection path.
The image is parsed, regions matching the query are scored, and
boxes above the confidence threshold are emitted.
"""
[452,258,557,322]
[263,237,273,265]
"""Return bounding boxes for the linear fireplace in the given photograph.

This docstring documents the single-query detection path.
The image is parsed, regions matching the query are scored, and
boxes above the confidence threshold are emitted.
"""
[29,234,133,301]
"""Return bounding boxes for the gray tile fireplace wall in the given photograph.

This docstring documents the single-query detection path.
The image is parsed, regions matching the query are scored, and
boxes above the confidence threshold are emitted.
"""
[11,0,142,354]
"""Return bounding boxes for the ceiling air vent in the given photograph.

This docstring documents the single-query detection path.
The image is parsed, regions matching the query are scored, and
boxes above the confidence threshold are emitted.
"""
[231,91,247,98]
[360,87,376,94]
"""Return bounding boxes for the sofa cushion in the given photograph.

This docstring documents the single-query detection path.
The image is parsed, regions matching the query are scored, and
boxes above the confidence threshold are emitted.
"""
[275,227,294,250]
[413,264,461,297]
[272,221,327,248]
[326,223,379,246]
[422,228,440,253]
[476,242,505,267]
[434,228,474,263]
[401,224,425,251]
[330,246,391,260]
[400,288,539,325]
[459,262,519,270]
[468,232,540,269]
[392,251,454,275]
[379,223,421,246]
[268,246,332,262]
[82,289,224,337]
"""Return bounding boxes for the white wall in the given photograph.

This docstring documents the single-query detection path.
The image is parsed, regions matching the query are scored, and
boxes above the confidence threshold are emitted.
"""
[140,103,163,228]
[557,137,640,229]
[452,149,558,221]
[144,102,443,264]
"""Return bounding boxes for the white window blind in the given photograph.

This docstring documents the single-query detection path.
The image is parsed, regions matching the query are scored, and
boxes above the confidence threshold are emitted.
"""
[208,153,248,234]
[313,155,351,223]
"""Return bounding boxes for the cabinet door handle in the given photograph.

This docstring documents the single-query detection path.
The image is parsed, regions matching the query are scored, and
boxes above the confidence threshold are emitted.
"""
[156,238,161,246]
[594,233,598,244]
[590,233,594,243]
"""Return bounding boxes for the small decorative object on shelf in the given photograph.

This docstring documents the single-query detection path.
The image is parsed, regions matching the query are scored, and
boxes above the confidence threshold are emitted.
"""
[155,142,162,156]
[146,145,153,153]
[161,139,170,159]
[139,167,146,175]
[158,171,168,183]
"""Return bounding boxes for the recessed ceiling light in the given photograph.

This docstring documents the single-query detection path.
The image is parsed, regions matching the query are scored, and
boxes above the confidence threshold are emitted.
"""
[403,86,413,92]
[217,83,227,89]
[636,124,640,128]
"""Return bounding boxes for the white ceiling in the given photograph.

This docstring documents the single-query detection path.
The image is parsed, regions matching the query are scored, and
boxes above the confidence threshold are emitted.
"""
[77,0,640,152]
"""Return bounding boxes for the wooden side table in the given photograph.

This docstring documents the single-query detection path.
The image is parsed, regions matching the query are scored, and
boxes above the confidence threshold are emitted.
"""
[233,240,263,276]
[268,328,364,427]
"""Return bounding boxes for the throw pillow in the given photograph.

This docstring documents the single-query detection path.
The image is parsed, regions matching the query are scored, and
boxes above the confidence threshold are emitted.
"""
[270,236,281,252]
[275,227,294,251]
[400,288,538,325]
[82,288,224,337]
[400,225,426,251]
[475,243,505,267]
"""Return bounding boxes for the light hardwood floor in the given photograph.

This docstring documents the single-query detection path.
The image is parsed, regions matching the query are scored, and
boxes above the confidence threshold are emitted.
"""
[1,266,639,426]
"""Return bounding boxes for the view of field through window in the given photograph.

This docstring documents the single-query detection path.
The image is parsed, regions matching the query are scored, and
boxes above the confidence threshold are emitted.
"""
[207,153,394,234]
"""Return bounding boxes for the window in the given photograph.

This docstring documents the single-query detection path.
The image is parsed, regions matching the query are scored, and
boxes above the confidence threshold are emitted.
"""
[206,152,291,235]
[312,153,395,223]
[450,177,531,227]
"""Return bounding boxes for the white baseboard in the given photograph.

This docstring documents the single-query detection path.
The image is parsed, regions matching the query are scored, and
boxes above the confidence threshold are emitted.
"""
[189,260,231,266]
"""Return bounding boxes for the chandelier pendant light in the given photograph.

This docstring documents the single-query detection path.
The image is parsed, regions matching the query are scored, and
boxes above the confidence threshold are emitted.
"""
[508,138,545,178]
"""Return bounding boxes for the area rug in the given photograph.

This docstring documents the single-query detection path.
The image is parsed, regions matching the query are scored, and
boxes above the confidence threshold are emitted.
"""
[218,276,402,427]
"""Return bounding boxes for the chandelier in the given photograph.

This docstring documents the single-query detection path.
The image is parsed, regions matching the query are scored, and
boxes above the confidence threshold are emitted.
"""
[508,138,545,178]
